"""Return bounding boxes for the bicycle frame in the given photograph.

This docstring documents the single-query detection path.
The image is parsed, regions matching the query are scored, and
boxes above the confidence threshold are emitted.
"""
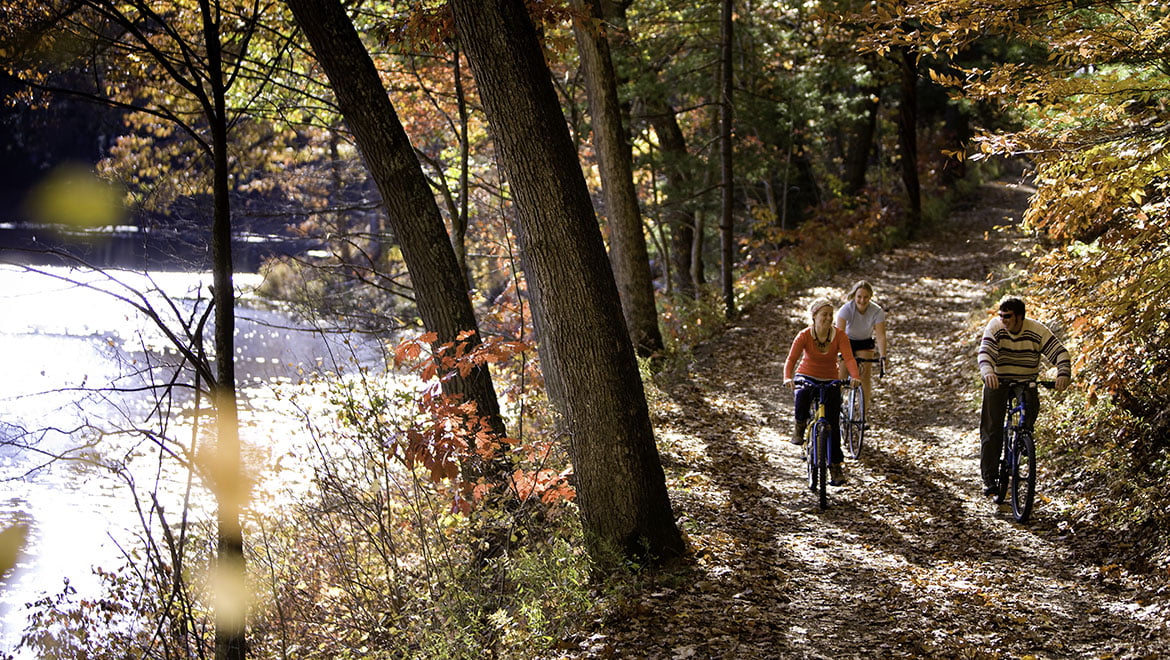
[996,379,1054,522]
[796,378,845,510]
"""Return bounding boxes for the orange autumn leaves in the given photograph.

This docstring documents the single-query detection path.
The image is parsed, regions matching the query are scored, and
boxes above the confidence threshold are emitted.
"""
[393,331,574,512]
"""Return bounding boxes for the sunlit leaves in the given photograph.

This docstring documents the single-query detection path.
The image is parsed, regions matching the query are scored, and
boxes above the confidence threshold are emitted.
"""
[388,330,564,512]
[862,0,1170,404]
[394,330,534,383]
[510,467,575,504]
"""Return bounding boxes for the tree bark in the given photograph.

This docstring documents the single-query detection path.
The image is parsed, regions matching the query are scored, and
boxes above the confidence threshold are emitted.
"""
[453,43,472,284]
[196,3,244,657]
[692,208,707,292]
[570,0,663,357]
[603,2,700,299]
[449,0,685,564]
[648,102,701,299]
[845,86,881,196]
[284,0,509,472]
[897,46,922,235]
[718,0,735,318]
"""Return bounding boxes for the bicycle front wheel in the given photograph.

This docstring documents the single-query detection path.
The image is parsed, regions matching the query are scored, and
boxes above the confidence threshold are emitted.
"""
[839,413,854,460]
[844,386,865,459]
[806,431,817,493]
[994,430,1013,505]
[809,422,829,510]
[1011,431,1037,522]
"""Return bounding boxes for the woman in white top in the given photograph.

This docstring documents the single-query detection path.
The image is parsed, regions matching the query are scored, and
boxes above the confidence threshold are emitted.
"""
[835,281,888,416]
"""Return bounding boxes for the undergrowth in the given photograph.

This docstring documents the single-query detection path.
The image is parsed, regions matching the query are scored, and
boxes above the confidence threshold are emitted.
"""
[14,164,999,659]
[1038,369,1170,575]
[966,168,1170,577]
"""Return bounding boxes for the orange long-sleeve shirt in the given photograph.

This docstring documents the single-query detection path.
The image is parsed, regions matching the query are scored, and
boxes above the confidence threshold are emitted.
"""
[784,327,859,381]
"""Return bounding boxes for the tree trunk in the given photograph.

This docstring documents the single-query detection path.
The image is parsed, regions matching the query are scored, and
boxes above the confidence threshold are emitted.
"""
[449,0,685,564]
[897,46,922,235]
[604,2,700,299]
[454,43,472,284]
[692,209,706,292]
[198,3,245,657]
[284,0,510,488]
[845,86,881,196]
[648,103,700,299]
[718,0,735,318]
[570,0,664,357]
[941,100,970,187]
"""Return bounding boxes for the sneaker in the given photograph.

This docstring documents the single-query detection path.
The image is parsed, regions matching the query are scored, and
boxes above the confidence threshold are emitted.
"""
[830,463,847,486]
[982,483,998,496]
[789,420,807,445]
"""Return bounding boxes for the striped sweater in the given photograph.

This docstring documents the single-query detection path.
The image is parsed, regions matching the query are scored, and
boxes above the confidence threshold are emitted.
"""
[978,317,1071,381]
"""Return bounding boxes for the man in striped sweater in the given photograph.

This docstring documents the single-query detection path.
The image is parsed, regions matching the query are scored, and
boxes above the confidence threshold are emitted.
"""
[978,297,1072,496]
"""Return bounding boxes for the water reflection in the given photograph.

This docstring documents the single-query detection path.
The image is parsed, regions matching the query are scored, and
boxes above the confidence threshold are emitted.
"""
[0,264,385,652]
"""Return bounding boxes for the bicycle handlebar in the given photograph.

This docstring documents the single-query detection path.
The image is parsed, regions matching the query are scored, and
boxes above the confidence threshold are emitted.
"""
[854,355,886,378]
[1000,379,1057,390]
[794,378,848,389]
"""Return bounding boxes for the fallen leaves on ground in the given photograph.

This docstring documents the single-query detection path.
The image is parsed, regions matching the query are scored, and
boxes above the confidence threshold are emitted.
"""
[554,181,1170,659]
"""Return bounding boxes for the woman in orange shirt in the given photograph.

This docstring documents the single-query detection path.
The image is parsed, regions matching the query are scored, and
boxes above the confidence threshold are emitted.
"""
[784,297,860,485]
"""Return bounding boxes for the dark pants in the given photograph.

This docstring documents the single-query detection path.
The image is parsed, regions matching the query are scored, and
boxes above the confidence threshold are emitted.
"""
[795,380,844,464]
[979,383,1039,487]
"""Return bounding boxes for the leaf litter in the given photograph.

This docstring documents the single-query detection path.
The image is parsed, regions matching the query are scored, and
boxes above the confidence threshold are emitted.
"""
[553,180,1170,659]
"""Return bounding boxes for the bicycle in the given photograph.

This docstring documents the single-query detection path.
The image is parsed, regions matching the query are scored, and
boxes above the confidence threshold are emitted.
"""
[994,379,1055,523]
[840,356,885,459]
[796,378,846,510]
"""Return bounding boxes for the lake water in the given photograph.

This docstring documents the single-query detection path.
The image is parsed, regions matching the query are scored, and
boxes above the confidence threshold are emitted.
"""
[0,264,387,653]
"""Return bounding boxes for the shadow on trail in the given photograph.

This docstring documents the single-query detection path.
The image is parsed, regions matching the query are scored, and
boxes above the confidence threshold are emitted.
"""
[599,181,1167,658]
[648,350,1158,658]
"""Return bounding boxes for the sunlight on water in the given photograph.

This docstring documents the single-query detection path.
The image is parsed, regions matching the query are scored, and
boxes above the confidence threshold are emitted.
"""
[0,264,386,653]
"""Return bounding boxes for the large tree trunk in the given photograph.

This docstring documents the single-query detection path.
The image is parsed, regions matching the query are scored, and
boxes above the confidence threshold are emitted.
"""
[284,0,508,475]
[449,0,685,564]
[897,46,922,235]
[570,0,663,357]
[718,0,735,318]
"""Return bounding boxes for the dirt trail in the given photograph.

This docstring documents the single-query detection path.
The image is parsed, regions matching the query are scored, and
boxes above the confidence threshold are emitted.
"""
[576,181,1170,659]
